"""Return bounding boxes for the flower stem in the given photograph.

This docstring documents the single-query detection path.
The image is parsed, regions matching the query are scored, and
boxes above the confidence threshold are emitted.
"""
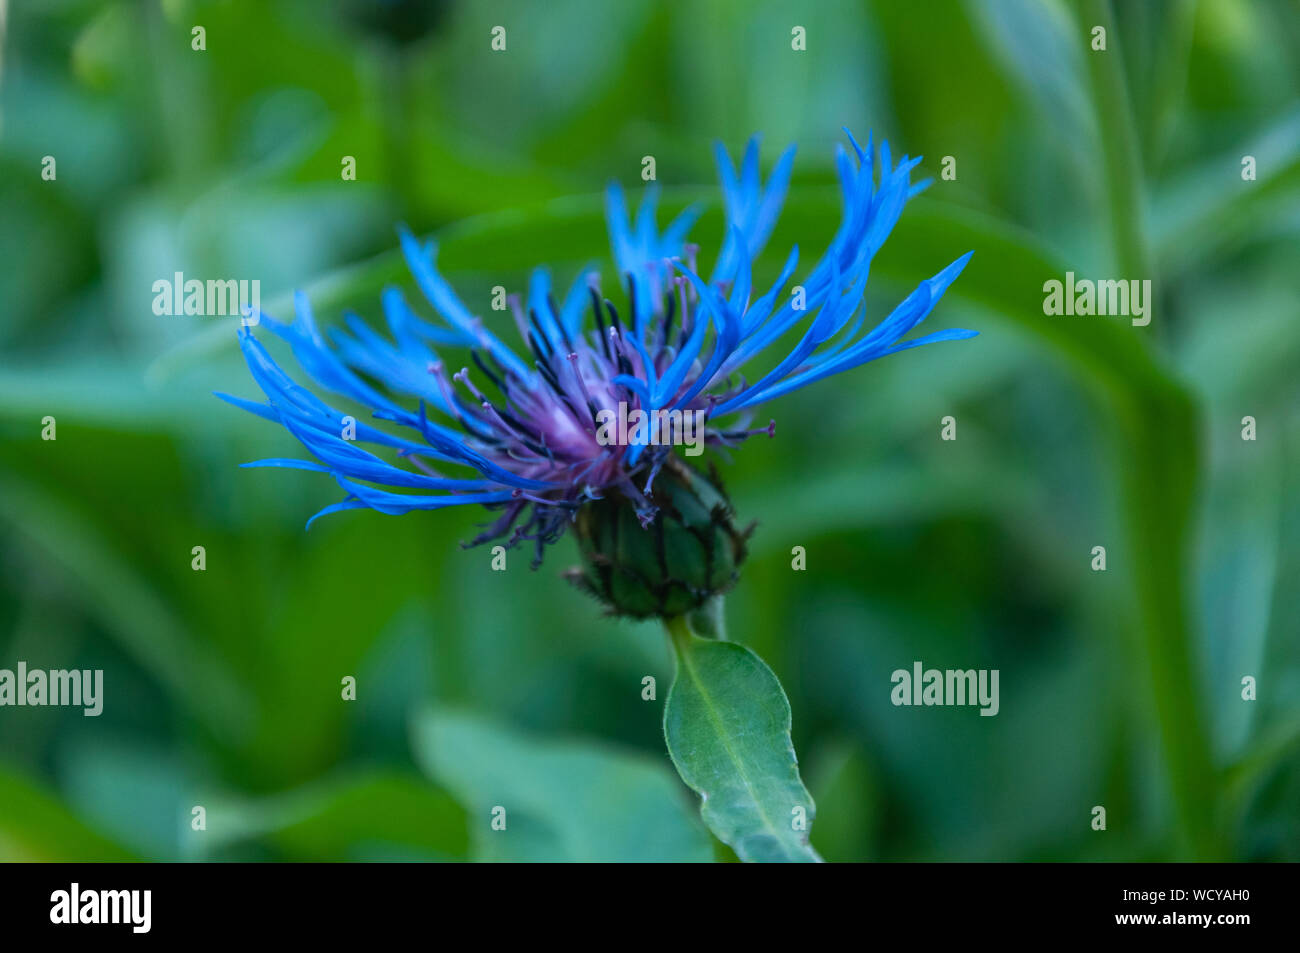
[1082,0,1219,859]
[686,595,727,640]
[664,613,693,653]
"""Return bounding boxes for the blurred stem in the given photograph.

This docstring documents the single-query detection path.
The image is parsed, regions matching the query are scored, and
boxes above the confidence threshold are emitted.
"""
[1141,0,1198,168]
[377,42,411,201]
[1081,0,1220,859]
[1082,0,1150,281]
[686,596,727,640]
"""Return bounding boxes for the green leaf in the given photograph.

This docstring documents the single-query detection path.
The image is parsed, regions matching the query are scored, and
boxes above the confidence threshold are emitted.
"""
[662,618,821,863]
[1150,107,1300,271]
[0,473,255,744]
[963,0,1092,142]
[412,707,712,862]
[807,740,878,863]
[0,765,139,862]
[57,738,193,861]
[204,771,468,862]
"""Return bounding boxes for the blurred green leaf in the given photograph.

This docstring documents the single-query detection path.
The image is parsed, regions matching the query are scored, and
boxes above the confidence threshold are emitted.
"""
[806,740,877,863]
[964,0,1093,142]
[58,738,191,861]
[412,707,711,862]
[747,462,1045,558]
[0,764,138,862]
[0,473,255,744]
[206,771,468,861]
[1151,107,1300,271]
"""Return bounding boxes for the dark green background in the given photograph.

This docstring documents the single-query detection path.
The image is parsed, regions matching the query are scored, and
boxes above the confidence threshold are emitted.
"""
[1,0,1297,861]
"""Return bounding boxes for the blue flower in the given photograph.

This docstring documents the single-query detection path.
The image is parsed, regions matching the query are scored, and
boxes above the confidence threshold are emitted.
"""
[218,130,975,563]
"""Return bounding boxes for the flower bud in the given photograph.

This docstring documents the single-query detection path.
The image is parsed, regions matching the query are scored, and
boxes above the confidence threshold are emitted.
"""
[567,460,751,619]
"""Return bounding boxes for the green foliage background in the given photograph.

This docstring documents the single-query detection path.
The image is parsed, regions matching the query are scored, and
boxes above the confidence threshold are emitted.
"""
[1,0,1298,862]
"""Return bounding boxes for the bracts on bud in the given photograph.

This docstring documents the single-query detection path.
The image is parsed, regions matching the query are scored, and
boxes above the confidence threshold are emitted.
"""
[566,458,754,619]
